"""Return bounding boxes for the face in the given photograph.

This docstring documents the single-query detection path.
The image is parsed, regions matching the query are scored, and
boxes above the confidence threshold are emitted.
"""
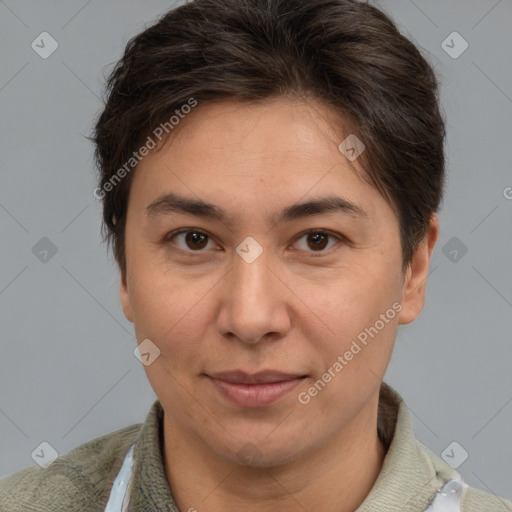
[120,97,437,467]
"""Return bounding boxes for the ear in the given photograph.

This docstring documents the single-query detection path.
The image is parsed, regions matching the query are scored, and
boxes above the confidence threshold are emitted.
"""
[398,213,439,325]
[120,269,134,323]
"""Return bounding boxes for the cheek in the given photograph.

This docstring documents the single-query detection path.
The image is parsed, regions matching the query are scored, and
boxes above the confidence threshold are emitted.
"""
[128,242,197,320]
[127,261,224,381]
[302,259,399,333]
[130,277,208,401]
[300,287,398,422]
[296,258,400,378]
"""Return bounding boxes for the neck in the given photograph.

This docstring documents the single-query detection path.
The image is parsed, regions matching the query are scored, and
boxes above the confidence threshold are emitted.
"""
[162,395,386,512]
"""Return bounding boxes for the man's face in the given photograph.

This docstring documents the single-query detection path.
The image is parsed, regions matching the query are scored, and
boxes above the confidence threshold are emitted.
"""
[120,98,424,466]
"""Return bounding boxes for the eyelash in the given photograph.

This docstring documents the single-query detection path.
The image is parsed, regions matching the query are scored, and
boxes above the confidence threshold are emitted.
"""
[164,228,345,256]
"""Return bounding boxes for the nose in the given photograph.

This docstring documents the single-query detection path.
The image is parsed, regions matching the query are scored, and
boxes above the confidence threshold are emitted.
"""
[217,241,291,345]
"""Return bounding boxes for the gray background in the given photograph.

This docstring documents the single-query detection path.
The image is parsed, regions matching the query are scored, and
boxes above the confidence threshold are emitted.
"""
[1,0,511,502]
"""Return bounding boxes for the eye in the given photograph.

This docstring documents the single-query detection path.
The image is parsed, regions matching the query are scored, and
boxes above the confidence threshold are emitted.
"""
[292,230,342,253]
[164,228,344,254]
[165,229,218,252]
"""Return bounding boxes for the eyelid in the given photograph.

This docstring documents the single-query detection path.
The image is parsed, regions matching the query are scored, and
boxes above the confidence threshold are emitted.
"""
[164,228,345,254]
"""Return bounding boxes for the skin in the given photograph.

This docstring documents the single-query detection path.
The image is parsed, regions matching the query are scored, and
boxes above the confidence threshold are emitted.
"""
[120,97,439,512]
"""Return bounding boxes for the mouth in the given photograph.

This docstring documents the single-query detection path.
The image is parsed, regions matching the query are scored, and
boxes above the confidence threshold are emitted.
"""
[205,370,308,408]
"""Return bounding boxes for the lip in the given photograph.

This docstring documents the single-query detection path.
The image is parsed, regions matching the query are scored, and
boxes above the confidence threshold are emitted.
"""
[208,370,305,384]
[206,371,307,408]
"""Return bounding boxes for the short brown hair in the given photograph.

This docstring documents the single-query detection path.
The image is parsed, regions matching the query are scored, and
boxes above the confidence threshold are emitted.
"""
[93,0,446,278]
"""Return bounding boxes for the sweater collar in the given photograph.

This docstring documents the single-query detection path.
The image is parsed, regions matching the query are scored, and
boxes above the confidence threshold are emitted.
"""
[129,399,178,511]
[357,382,447,511]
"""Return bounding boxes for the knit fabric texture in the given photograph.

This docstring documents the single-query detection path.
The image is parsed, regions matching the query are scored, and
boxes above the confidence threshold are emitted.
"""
[1,382,510,511]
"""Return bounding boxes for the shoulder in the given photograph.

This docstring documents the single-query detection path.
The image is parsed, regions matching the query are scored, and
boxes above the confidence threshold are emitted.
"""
[0,422,141,512]
[462,486,512,511]
[416,440,512,511]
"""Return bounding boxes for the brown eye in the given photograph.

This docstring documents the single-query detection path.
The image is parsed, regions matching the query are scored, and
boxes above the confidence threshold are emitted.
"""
[184,231,209,250]
[306,232,329,251]
[166,229,215,251]
[293,230,340,253]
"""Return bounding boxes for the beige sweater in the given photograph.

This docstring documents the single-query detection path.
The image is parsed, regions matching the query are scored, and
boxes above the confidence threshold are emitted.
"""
[1,382,510,511]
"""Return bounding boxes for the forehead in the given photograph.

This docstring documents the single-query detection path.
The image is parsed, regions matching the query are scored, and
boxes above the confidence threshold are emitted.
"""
[163,97,351,161]
[129,98,385,223]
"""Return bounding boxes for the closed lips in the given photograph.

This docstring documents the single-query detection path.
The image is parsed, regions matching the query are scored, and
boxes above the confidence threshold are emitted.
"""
[206,370,307,384]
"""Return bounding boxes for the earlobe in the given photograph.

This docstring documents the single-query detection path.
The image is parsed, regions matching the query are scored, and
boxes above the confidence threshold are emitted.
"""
[398,214,439,325]
[119,270,134,323]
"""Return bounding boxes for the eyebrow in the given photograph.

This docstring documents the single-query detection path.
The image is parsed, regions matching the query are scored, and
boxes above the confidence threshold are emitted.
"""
[146,192,368,225]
